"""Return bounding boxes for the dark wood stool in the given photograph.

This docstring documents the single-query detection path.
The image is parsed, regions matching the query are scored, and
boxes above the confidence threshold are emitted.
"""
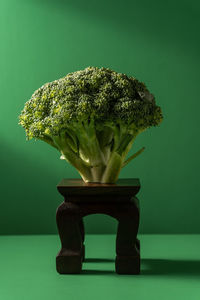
[56,178,140,275]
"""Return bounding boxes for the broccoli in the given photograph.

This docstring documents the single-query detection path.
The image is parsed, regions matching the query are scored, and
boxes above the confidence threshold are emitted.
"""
[19,66,163,183]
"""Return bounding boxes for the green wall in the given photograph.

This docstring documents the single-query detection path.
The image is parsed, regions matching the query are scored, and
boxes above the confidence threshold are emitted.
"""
[0,0,200,234]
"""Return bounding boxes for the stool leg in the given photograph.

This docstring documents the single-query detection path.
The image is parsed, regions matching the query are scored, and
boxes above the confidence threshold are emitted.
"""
[79,219,85,261]
[136,238,140,251]
[56,202,82,274]
[115,200,140,275]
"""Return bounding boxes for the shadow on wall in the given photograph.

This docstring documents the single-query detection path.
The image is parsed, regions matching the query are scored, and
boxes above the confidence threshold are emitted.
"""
[0,141,59,234]
[31,0,199,56]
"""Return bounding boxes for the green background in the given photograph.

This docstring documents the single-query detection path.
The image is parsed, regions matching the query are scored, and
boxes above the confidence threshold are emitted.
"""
[0,0,199,234]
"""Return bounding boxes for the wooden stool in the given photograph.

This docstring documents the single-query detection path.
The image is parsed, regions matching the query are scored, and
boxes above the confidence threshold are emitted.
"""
[56,179,140,275]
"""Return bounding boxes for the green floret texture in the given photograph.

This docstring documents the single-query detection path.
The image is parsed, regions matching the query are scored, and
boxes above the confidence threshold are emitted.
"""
[19,66,163,183]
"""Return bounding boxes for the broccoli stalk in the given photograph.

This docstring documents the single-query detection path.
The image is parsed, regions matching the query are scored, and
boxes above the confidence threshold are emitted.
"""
[39,120,144,183]
[19,66,163,183]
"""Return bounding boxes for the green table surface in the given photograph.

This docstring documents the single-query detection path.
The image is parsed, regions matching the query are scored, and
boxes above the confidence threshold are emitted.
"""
[0,234,200,300]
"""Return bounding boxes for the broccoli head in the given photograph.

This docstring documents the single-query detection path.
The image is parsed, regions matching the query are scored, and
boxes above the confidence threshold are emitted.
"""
[19,66,163,183]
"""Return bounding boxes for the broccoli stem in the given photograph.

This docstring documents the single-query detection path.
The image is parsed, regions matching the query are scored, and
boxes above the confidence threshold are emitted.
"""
[52,133,93,182]
[76,151,123,183]
[42,123,143,183]
[122,147,145,168]
[61,149,93,182]
[96,126,114,163]
[101,152,123,183]
[39,135,59,150]
[91,165,106,182]
[73,121,106,167]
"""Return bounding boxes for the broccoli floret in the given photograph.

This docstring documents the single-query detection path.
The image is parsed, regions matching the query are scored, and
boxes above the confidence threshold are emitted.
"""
[19,66,163,183]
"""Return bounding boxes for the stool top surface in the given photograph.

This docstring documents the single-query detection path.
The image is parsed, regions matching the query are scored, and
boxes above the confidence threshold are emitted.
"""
[57,178,140,198]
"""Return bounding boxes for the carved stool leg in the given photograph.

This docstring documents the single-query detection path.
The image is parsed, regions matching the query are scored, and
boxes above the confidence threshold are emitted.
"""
[79,219,85,261]
[56,202,82,274]
[136,238,140,251]
[115,198,140,274]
